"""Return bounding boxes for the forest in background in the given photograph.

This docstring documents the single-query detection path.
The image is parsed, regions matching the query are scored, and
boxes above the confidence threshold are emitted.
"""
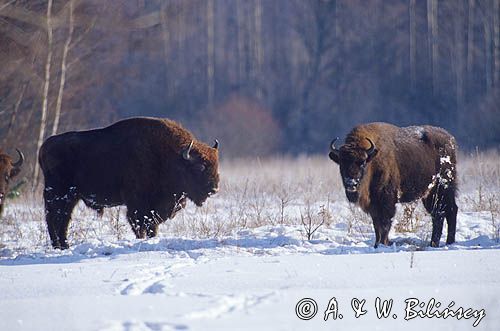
[0,0,499,180]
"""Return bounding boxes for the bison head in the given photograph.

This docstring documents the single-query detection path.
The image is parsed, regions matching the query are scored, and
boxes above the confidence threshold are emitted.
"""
[0,149,24,210]
[329,138,377,202]
[180,139,220,206]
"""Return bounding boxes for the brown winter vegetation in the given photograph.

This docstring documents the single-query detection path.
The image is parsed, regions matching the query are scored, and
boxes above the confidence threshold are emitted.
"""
[1,151,498,250]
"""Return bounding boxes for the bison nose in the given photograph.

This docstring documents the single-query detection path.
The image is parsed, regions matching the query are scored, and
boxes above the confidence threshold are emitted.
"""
[208,187,219,195]
[346,178,357,186]
[344,178,359,191]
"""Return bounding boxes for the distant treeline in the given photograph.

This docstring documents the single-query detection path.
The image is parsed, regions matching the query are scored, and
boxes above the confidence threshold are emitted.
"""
[1,0,499,177]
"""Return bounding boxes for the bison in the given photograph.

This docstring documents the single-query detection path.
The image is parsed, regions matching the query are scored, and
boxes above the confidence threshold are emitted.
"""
[329,122,458,248]
[0,149,24,217]
[39,117,220,249]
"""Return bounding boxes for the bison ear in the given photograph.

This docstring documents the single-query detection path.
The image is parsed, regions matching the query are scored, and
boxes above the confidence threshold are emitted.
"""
[329,151,340,164]
[329,138,340,164]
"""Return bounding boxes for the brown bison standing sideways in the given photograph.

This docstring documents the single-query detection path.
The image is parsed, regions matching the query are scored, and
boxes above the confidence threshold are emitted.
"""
[329,122,458,248]
[0,149,24,217]
[39,117,219,249]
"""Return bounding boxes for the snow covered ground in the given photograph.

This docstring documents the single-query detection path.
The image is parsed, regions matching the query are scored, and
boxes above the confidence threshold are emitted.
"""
[1,155,499,330]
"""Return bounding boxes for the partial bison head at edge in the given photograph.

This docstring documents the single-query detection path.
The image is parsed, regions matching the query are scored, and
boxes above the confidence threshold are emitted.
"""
[0,149,24,217]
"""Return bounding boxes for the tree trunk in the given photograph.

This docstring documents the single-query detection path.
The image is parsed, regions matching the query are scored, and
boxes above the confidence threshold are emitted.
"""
[467,0,474,90]
[159,0,172,98]
[52,0,74,136]
[5,83,27,144]
[207,0,215,108]
[493,0,499,86]
[236,0,245,82]
[253,0,263,99]
[454,0,465,126]
[409,0,417,93]
[484,19,492,91]
[427,0,439,95]
[33,0,53,189]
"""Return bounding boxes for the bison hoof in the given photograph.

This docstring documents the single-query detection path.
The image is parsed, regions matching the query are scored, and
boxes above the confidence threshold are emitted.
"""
[52,242,69,250]
[430,241,440,248]
[374,241,392,249]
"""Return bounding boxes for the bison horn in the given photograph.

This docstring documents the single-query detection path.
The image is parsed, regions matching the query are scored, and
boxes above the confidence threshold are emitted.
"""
[183,141,194,160]
[365,138,376,156]
[330,137,339,152]
[12,148,24,168]
[213,139,219,149]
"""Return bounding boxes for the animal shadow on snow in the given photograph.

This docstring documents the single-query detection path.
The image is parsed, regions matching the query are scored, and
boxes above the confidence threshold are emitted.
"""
[0,233,302,266]
[1,232,497,266]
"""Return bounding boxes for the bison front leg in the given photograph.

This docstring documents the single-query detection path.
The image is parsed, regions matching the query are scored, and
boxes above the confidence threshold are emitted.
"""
[370,199,396,248]
[126,208,162,239]
[126,209,147,239]
[372,220,393,248]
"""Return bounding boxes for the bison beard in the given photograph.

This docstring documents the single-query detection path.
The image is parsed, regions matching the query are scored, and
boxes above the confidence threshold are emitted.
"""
[329,122,458,248]
[39,117,219,249]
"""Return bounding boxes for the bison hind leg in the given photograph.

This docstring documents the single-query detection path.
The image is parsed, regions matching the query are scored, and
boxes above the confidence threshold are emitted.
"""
[422,184,456,247]
[444,189,458,245]
[44,188,78,249]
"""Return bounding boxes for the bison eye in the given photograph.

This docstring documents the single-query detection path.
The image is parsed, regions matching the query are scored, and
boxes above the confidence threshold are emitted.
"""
[194,164,206,172]
[4,175,9,182]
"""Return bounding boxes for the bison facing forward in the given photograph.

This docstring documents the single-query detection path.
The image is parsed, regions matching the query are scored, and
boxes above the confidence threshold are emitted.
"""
[39,117,219,249]
[0,149,24,217]
[329,122,457,248]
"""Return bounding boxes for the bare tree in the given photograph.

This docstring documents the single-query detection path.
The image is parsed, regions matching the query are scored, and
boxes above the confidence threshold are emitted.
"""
[427,0,439,95]
[207,0,215,107]
[4,83,27,144]
[159,0,172,98]
[51,0,74,136]
[467,0,475,89]
[253,0,263,99]
[409,0,417,93]
[494,0,500,86]
[482,9,493,91]
[454,0,466,114]
[33,0,53,189]
[236,0,245,81]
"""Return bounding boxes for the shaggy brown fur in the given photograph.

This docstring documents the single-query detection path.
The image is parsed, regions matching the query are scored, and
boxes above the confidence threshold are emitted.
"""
[39,117,220,249]
[0,149,24,217]
[329,122,457,248]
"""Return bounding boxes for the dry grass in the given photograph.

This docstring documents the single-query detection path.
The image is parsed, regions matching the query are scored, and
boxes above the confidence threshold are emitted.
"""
[1,151,499,249]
